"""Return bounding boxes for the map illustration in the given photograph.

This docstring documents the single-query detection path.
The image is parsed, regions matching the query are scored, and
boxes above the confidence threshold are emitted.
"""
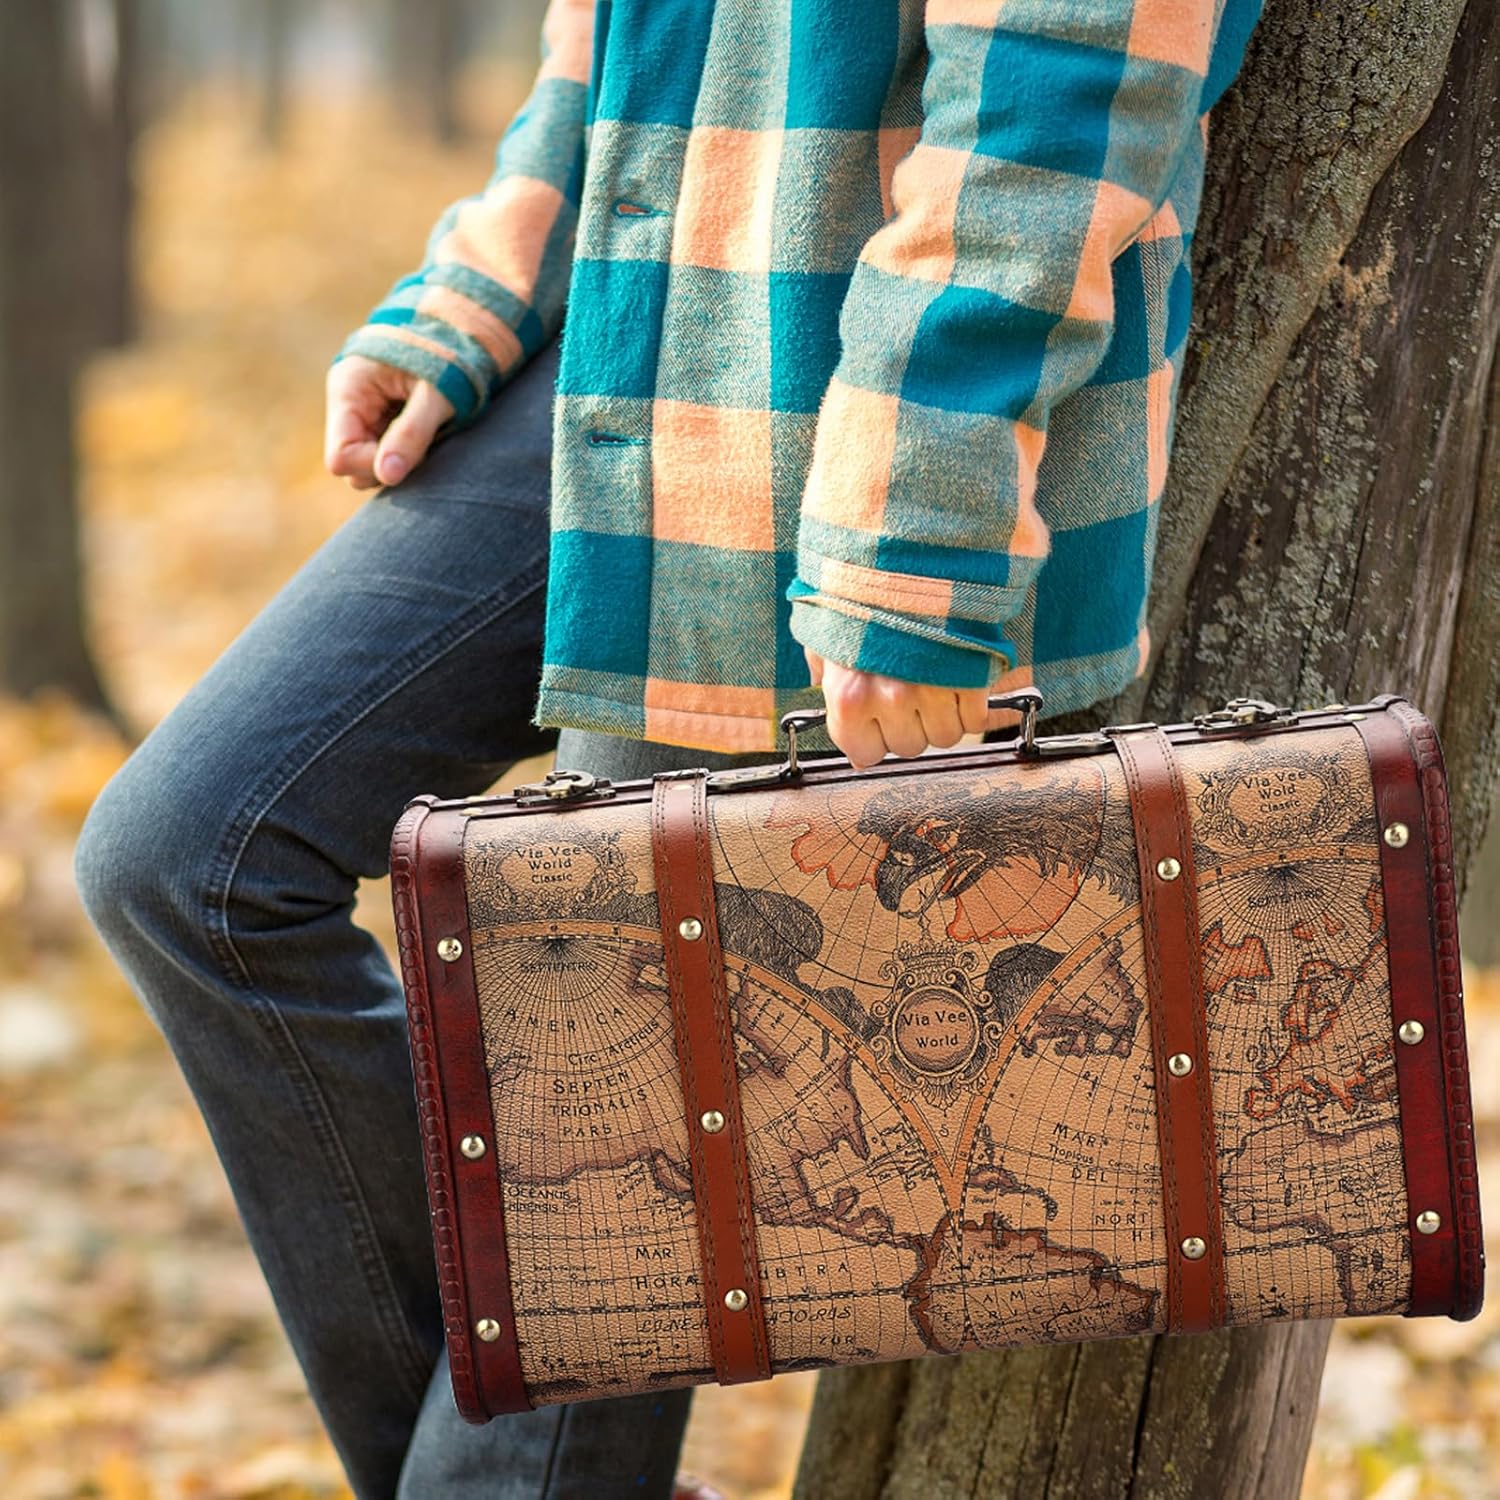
[461,727,1410,1404]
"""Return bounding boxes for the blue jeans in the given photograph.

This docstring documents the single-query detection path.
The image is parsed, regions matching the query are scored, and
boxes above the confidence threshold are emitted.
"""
[73,337,787,1499]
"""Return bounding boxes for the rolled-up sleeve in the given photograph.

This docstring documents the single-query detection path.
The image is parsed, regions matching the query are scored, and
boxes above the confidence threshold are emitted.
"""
[333,0,595,426]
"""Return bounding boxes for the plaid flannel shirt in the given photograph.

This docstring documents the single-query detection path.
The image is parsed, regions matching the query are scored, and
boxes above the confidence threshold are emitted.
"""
[338,0,1262,753]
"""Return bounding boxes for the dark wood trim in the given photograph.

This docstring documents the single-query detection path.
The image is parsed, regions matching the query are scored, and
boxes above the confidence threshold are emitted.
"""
[441,698,1409,824]
[392,799,531,1421]
[1354,703,1485,1319]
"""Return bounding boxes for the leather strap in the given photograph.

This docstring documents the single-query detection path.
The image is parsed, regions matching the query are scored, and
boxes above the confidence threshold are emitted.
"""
[1107,724,1228,1333]
[1353,702,1477,1317]
[650,770,772,1385]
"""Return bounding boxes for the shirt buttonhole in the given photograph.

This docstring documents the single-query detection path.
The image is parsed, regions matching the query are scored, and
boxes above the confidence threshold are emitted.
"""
[612,197,669,219]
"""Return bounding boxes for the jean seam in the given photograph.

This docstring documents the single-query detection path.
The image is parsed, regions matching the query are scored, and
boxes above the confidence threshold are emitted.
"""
[538,1403,570,1499]
[244,1003,437,1404]
[199,567,546,1401]
[380,483,549,511]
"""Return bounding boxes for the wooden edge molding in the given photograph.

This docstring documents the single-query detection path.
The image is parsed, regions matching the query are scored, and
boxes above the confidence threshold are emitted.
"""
[1389,700,1485,1319]
[1354,702,1485,1321]
[391,798,531,1421]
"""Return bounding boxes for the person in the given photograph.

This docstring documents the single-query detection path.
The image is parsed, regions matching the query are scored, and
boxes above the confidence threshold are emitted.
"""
[74,1,1263,1496]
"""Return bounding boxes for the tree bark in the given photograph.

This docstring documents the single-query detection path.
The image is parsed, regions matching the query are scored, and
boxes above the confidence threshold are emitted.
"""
[0,1,113,710]
[794,1,1498,1495]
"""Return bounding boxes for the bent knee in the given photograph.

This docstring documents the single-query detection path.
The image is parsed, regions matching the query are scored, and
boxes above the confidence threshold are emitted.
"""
[76,730,363,981]
[75,748,204,948]
[73,747,266,1049]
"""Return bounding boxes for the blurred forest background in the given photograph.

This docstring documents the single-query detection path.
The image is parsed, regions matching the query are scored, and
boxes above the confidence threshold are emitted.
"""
[0,2,1497,1498]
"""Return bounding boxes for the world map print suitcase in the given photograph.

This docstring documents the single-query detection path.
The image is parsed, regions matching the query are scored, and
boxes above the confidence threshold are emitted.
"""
[388,691,1485,1422]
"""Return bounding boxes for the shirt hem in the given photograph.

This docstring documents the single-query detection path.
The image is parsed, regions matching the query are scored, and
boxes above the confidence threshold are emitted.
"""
[533,647,1148,756]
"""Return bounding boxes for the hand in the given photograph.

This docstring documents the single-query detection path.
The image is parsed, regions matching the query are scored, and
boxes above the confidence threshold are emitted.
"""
[805,648,992,770]
[324,355,455,491]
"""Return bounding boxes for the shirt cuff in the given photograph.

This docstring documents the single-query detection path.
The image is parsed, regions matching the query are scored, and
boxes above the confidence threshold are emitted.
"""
[787,577,1016,690]
[333,322,491,428]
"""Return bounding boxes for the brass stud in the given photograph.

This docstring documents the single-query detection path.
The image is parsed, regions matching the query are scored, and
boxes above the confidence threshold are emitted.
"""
[700,1109,726,1134]
[678,916,704,942]
[475,1318,502,1342]
[1416,1210,1441,1235]
[1383,822,1410,849]
[437,936,464,962]
[723,1288,748,1312]
[460,1134,487,1160]
[1181,1236,1207,1260]
[1398,1019,1426,1046]
[1167,1052,1193,1077]
[1156,856,1182,882]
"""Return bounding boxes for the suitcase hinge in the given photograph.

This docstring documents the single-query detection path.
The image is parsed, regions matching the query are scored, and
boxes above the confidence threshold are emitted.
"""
[511,769,615,806]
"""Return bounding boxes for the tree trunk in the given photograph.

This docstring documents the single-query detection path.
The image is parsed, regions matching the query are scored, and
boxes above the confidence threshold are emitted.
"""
[428,0,464,145]
[73,0,142,346]
[389,0,466,144]
[0,1,113,710]
[794,1,1499,1495]
[254,0,293,149]
[1462,776,1500,965]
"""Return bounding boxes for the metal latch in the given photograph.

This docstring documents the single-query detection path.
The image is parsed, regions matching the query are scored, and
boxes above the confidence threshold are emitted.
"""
[512,769,615,806]
[1191,696,1297,733]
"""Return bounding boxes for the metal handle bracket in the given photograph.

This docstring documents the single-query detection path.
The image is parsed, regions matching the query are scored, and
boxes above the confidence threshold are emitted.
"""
[779,689,1044,779]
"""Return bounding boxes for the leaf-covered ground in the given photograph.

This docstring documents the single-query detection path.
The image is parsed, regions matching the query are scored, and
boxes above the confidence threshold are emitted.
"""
[2,79,1497,1500]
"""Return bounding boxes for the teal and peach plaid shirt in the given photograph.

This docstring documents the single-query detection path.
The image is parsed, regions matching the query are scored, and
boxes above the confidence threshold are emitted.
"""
[339,0,1262,753]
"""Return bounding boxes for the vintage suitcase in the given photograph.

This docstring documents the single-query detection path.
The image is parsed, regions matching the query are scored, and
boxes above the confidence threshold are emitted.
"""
[389,690,1485,1422]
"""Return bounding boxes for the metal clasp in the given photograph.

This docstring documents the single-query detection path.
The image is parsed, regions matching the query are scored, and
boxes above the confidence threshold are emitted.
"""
[1032,730,1115,756]
[512,769,614,806]
[1191,696,1296,733]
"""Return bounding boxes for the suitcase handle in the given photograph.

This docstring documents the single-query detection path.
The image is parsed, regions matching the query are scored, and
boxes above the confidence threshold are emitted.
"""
[778,688,1045,778]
